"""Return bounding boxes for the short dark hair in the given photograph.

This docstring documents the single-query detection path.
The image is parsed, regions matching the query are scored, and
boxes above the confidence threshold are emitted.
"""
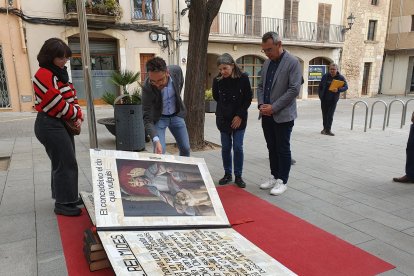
[262,32,281,45]
[37,38,72,67]
[146,57,167,72]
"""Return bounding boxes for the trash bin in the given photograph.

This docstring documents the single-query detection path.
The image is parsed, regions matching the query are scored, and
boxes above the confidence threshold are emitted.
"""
[114,103,145,151]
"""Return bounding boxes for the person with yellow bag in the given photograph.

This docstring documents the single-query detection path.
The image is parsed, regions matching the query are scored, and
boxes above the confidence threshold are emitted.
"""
[318,63,348,136]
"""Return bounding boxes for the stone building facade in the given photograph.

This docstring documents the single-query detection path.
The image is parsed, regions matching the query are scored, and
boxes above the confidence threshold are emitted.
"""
[341,0,391,98]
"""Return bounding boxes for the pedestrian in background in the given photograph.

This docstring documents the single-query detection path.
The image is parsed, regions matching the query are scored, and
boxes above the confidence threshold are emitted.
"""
[142,57,190,156]
[393,111,414,183]
[212,53,252,188]
[257,32,302,196]
[318,63,348,136]
[33,38,84,216]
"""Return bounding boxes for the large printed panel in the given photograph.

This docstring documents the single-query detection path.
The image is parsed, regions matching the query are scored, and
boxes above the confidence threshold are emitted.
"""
[90,149,229,230]
[98,229,296,275]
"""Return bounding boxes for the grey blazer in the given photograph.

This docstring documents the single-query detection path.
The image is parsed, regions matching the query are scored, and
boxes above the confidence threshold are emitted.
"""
[142,65,187,139]
[257,51,302,123]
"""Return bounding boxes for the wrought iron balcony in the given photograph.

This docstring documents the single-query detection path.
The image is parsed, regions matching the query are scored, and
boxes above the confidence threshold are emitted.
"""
[64,0,122,23]
[210,12,344,44]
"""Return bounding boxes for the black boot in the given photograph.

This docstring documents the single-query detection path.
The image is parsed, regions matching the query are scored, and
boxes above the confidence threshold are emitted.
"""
[73,197,84,206]
[235,176,246,188]
[54,203,82,216]
[219,174,232,185]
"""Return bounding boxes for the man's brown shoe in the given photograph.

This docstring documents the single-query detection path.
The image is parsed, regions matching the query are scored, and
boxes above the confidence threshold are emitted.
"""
[393,175,414,183]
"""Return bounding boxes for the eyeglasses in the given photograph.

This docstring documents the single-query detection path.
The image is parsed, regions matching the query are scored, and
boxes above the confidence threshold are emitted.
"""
[149,74,168,86]
[261,47,274,53]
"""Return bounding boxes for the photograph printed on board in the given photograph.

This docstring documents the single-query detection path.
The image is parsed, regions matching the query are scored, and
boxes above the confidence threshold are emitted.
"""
[116,159,215,217]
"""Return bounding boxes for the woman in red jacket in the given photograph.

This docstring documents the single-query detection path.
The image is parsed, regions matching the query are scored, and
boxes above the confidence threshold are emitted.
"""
[33,38,84,216]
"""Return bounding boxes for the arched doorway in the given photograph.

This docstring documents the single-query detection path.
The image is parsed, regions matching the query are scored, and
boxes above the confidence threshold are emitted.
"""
[308,57,332,97]
[236,55,265,99]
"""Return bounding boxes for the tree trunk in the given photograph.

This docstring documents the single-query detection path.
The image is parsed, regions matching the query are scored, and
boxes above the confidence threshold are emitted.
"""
[184,0,222,150]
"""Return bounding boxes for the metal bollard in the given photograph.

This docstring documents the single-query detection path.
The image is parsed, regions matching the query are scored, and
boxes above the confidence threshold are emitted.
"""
[369,100,388,130]
[403,98,414,125]
[386,99,405,128]
[351,100,368,132]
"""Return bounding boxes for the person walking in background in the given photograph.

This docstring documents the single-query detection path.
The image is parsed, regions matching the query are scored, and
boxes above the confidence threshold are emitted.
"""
[142,57,190,156]
[212,53,252,188]
[257,32,302,196]
[393,111,414,183]
[33,38,84,216]
[318,63,348,136]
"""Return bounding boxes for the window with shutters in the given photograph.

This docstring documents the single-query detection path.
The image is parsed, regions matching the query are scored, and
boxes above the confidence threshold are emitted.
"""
[367,20,377,41]
[284,0,299,38]
[317,3,331,41]
[245,0,262,36]
[371,0,379,5]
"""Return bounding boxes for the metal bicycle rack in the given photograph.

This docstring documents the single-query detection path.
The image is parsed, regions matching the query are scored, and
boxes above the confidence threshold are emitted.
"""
[403,98,414,125]
[369,100,388,130]
[351,100,368,132]
[386,99,405,128]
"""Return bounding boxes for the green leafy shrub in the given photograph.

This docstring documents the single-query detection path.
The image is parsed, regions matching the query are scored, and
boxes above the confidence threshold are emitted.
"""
[205,88,214,101]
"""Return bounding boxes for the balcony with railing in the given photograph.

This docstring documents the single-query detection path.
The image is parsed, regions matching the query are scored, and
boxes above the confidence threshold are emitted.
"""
[210,12,345,44]
[64,0,122,23]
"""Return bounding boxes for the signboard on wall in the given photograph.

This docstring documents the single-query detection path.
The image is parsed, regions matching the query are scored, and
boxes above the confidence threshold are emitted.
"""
[308,65,327,81]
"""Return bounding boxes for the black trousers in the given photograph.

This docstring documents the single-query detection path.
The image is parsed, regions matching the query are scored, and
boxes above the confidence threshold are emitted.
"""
[321,100,338,131]
[406,124,414,179]
[262,116,294,184]
[34,113,78,204]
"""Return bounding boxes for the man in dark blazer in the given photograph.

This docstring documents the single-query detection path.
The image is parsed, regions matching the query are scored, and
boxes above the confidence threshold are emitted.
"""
[142,57,190,156]
[318,63,348,136]
[257,32,302,196]
[393,111,414,183]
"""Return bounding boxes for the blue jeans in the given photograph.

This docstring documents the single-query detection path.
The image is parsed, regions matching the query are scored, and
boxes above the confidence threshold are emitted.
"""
[220,129,246,177]
[262,116,294,184]
[155,115,190,156]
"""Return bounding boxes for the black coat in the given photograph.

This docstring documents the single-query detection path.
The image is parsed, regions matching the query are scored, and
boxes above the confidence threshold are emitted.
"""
[212,73,252,133]
[318,71,348,102]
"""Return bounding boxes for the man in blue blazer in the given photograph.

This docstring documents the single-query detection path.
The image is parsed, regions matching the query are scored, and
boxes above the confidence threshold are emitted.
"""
[142,57,190,156]
[257,32,302,196]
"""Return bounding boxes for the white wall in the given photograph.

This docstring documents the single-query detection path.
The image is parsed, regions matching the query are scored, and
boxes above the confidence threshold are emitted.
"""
[381,54,411,95]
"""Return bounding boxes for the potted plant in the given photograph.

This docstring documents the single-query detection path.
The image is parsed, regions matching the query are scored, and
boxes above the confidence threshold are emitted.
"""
[205,88,217,113]
[98,70,146,151]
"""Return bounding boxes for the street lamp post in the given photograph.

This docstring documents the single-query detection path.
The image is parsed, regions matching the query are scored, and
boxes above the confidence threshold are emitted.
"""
[342,13,356,33]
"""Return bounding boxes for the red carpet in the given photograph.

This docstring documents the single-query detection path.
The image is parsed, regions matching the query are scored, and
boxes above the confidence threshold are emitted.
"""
[57,186,394,276]
[217,185,395,276]
[56,209,114,276]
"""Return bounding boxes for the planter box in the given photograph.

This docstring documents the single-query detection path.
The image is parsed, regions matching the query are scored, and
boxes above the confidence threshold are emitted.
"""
[114,104,145,151]
[205,101,217,113]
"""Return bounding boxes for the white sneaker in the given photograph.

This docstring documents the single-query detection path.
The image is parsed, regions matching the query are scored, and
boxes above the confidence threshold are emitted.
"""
[270,179,287,195]
[260,176,276,189]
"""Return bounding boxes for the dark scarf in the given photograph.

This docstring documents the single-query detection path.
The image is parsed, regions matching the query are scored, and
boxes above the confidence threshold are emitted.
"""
[41,63,69,84]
